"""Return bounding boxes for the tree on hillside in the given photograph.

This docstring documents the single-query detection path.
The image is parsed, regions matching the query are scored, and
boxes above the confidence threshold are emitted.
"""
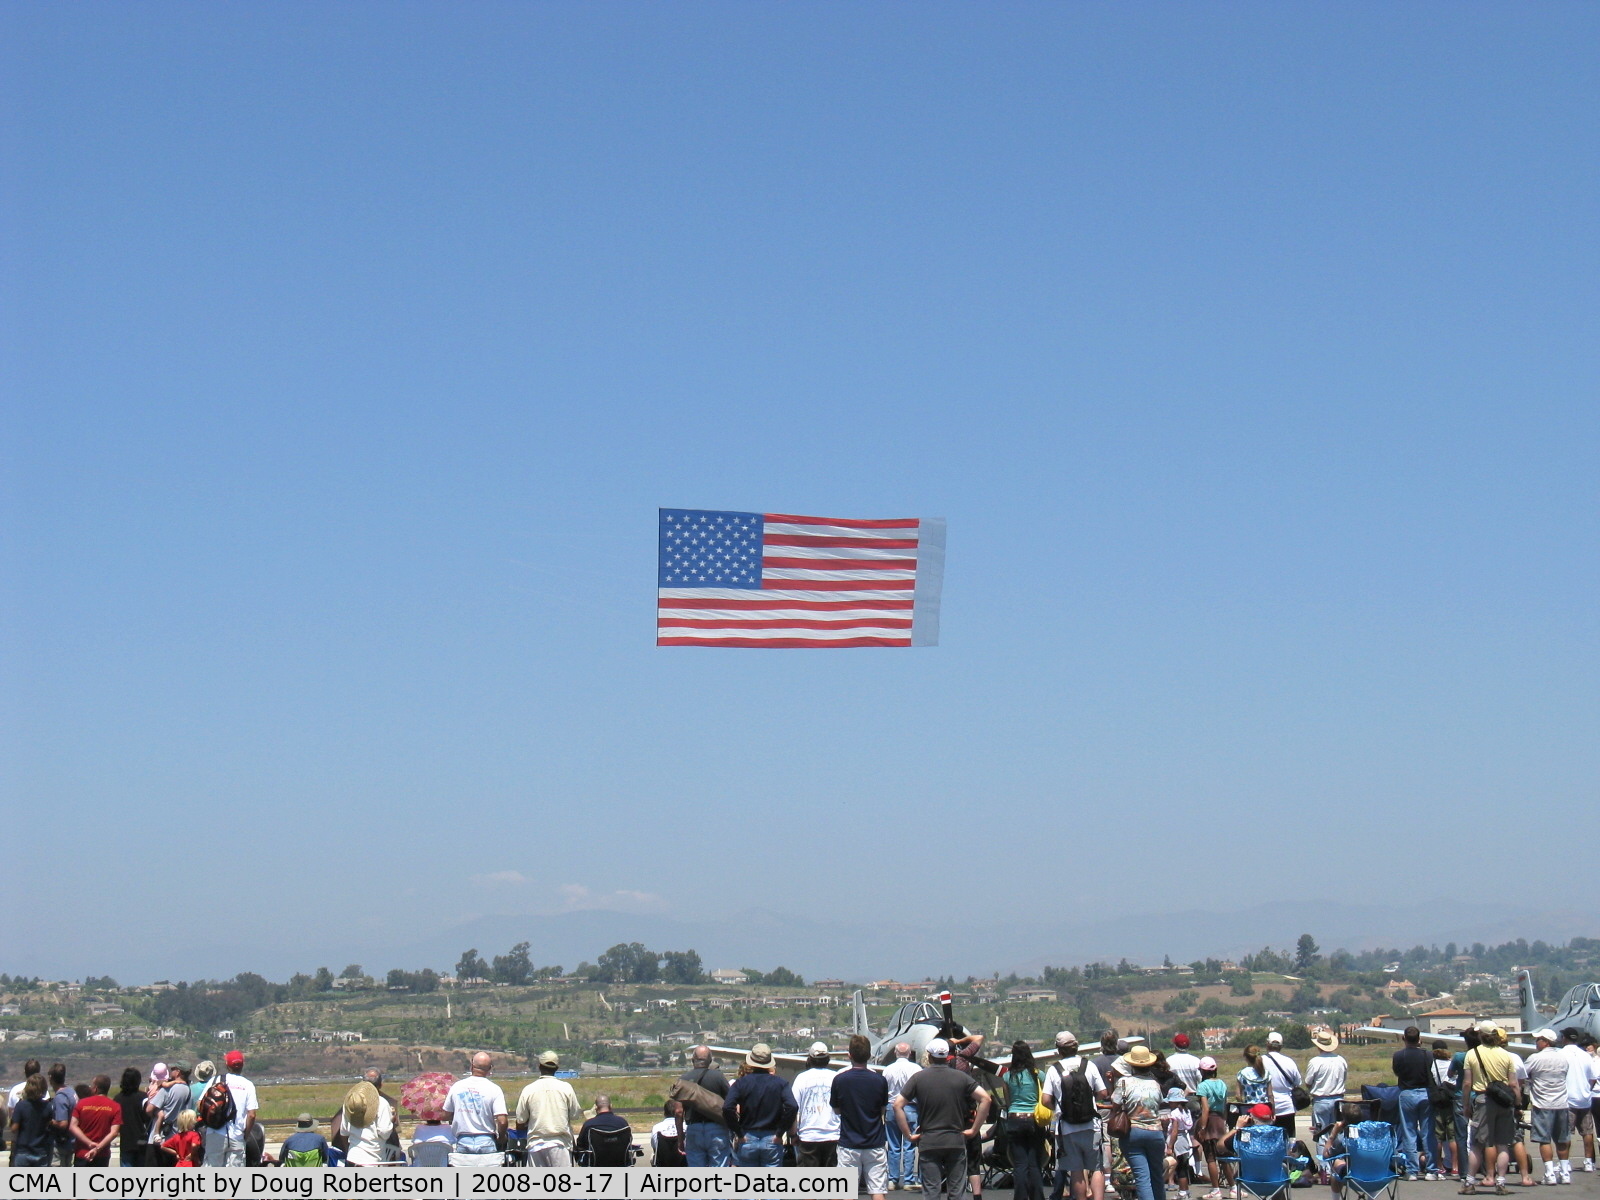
[660,950,705,985]
[340,964,364,979]
[765,966,805,988]
[492,942,534,986]
[457,949,488,982]
[594,942,659,984]
[1295,934,1321,973]
[314,967,335,992]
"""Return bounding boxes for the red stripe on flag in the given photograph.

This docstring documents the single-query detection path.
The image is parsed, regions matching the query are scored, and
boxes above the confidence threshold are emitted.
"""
[763,514,920,529]
[656,636,913,648]
[762,578,914,591]
[761,556,918,570]
[658,618,914,630]
[763,535,919,549]
[658,598,913,611]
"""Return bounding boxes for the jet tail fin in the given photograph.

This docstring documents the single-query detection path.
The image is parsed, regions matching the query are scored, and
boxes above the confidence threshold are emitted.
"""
[852,990,871,1039]
[1517,970,1540,1032]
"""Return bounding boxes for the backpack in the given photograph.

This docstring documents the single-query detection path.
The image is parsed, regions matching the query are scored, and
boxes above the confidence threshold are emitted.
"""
[1057,1057,1098,1125]
[196,1078,236,1131]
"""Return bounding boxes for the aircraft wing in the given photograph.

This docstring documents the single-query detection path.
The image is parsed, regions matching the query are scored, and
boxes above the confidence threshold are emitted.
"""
[1356,1027,1537,1057]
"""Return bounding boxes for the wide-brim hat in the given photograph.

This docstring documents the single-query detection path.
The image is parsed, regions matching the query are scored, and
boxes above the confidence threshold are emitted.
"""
[344,1081,379,1129]
[745,1043,775,1070]
[192,1060,216,1083]
[1311,1031,1340,1052]
[1124,1045,1158,1068]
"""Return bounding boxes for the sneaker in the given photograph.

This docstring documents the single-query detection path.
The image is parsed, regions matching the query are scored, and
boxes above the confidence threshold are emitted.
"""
[1583,1162,1594,1174]
[1543,1175,1558,1187]
[1428,1174,1441,1181]
[1409,1176,1421,1183]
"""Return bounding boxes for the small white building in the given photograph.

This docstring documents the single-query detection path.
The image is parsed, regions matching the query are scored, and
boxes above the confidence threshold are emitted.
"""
[88,1027,115,1042]
[215,1029,236,1041]
[710,969,749,986]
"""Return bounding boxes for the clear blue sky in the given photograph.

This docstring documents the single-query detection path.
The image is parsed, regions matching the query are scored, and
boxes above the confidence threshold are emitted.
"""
[3,3,1595,981]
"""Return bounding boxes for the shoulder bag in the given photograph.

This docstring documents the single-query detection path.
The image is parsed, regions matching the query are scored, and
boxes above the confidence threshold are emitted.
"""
[1269,1052,1311,1111]
[1474,1049,1516,1109]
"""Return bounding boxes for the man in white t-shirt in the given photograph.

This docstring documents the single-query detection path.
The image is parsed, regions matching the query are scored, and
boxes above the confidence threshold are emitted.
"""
[1168,1035,1203,1092]
[882,1042,922,1191]
[1042,1031,1108,1200]
[1561,1029,1599,1179]
[204,1051,258,1168]
[1303,1030,1349,1141]
[7,1059,44,1110]
[444,1053,508,1168]
[1526,1030,1572,1185]
[1261,1032,1303,1140]
[791,1042,842,1167]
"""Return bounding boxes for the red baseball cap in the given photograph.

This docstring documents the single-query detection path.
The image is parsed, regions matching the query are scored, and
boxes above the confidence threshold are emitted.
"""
[224,1050,244,1068]
[1250,1103,1273,1121]
[1172,1033,1190,1049]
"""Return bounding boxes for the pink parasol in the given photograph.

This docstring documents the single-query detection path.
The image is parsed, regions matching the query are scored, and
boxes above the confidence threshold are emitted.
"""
[400,1072,455,1122]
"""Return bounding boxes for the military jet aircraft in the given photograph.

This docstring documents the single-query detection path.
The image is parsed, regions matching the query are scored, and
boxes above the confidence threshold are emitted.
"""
[1359,969,1600,1056]
[710,990,1062,1075]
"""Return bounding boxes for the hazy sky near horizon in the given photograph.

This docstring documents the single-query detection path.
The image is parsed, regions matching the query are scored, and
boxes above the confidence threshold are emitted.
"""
[3,3,1596,980]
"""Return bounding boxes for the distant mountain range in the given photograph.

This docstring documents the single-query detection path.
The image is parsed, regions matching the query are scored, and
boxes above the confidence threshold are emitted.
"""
[23,899,1590,986]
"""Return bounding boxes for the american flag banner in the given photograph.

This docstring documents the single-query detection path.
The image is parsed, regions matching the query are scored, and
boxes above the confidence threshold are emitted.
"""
[657,509,946,647]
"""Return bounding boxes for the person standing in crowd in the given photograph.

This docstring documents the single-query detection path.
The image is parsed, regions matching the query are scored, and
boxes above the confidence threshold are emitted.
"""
[1043,1031,1108,1200]
[1168,1036,1202,1093]
[677,1046,732,1168]
[1461,1021,1521,1196]
[201,1050,258,1168]
[147,1060,191,1145]
[1393,1026,1440,1180]
[1526,1029,1573,1186]
[515,1051,584,1167]
[833,1034,891,1200]
[7,1073,53,1167]
[1453,1028,1482,1173]
[1560,1029,1598,1177]
[1094,1032,1121,1087]
[114,1068,149,1167]
[1305,1031,1348,1146]
[724,1044,797,1169]
[7,1060,43,1111]
[1194,1057,1232,1200]
[1112,1044,1167,1200]
[70,1075,121,1167]
[1003,1040,1047,1200]
[1431,1042,1461,1180]
[1163,1088,1195,1200]
[339,1079,396,1166]
[793,1041,842,1167]
[1236,1047,1273,1113]
[1260,1032,1302,1142]
[48,1063,75,1166]
[885,1042,922,1191]
[444,1052,507,1168]
[895,1038,989,1200]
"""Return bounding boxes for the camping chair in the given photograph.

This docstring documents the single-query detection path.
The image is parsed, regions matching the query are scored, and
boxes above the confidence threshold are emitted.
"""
[502,1131,527,1167]
[409,1141,452,1168]
[580,1126,634,1168]
[1227,1124,1302,1200]
[326,1145,346,1167]
[1341,1122,1403,1200]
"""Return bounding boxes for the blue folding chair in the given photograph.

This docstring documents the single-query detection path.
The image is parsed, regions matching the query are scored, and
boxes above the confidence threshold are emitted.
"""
[326,1145,346,1167]
[1341,1122,1403,1200]
[1232,1125,1301,1200]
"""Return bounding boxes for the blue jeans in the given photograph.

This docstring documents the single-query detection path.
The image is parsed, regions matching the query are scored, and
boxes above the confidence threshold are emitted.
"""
[736,1132,783,1167]
[1312,1098,1342,1140]
[1121,1129,1168,1200]
[888,1103,918,1185]
[685,1122,732,1167]
[1397,1088,1434,1174]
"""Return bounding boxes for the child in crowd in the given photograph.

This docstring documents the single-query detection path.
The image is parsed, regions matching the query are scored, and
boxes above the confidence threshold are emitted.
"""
[1164,1087,1196,1200]
[162,1110,203,1167]
[1196,1056,1233,1199]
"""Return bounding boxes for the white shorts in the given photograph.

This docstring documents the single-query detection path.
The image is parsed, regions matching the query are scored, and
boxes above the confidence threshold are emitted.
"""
[840,1145,889,1195]
[530,1144,573,1168]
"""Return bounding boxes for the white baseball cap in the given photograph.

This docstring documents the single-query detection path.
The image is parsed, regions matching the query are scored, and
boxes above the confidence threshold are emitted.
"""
[808,1041,830,1057]
[1535,1028,1559,1043]
[1266,1031,1283,1046]
[926,1038,950,1058]
[1055,1030,1078,1047]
